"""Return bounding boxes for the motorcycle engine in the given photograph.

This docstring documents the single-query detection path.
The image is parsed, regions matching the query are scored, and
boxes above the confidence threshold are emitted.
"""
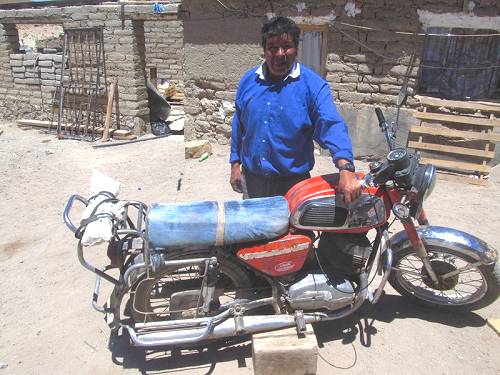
[317,233,373,277]
[287,274,355,311]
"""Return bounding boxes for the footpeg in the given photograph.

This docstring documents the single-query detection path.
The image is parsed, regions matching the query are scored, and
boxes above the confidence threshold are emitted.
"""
[294,310,306,334]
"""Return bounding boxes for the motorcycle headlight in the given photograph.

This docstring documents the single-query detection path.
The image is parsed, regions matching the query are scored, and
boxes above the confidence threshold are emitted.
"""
[412,164,437,201]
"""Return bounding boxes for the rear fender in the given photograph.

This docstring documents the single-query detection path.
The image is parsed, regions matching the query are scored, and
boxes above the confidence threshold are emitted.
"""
[391,226,498,265]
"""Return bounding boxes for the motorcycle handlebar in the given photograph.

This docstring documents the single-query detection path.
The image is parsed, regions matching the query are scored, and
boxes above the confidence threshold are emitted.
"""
[375,107,386,128]
[63,194,89,233]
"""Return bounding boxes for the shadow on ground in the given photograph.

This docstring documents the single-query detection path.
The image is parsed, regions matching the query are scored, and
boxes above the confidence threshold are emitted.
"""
[109,293,486,374]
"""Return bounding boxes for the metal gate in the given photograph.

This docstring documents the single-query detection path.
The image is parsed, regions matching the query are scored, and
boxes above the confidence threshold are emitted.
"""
[55,27,108,140]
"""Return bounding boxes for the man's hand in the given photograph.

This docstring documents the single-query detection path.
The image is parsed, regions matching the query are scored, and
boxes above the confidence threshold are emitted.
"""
[336,159,362,204]
[338,170,362,204]
[230,162,243,193]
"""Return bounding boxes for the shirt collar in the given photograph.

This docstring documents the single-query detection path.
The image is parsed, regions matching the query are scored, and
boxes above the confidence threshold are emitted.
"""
[256,61,301,82]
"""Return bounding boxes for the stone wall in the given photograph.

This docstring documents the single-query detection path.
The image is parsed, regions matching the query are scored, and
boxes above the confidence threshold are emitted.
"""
[0,3,183,133]
[183,0,500,158]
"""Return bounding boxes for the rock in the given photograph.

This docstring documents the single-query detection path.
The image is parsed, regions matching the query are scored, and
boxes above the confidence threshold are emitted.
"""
[185,140,212,159]
[489,164,500,185]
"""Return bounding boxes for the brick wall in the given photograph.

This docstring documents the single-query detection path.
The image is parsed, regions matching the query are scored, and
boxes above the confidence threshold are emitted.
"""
[183,0,499,152]
[0,3,183,133]
[145,20,183,85]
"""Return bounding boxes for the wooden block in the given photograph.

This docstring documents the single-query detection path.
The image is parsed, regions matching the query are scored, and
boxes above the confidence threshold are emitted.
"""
[112,133,136,141]
[252,325,318,375]
[487,318,500,336]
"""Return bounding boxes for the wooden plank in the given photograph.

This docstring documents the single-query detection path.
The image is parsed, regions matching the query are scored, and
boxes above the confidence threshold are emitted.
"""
[16,119,132,138]
[411,125,500,142]
[420,157,491,174]
[437,172,489,186]
[408,141,495,159]
[487,318,500,336]
[414,112,500,127]
[101,78,117,142]
[417,96,500,115]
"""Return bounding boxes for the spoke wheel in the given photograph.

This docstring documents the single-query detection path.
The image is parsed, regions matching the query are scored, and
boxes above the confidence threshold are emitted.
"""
[389,246,500,311]
[130,251,253,323]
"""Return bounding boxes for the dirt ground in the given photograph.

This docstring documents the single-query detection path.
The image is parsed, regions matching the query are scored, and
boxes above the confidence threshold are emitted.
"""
[0,120,499,374]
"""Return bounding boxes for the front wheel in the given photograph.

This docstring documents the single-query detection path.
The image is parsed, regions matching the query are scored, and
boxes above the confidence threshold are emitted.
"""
[388,246,500,311]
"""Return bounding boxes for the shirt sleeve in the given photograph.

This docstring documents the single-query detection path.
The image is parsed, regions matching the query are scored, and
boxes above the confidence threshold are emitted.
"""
[311,83,353,163]
[229,97,242,164]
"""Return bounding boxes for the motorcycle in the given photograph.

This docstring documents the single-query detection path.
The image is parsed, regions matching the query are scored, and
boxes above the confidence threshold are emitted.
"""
[63,86,499,348]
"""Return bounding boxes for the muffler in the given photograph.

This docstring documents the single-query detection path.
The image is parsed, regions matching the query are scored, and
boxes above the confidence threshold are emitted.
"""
[123,273,369,347]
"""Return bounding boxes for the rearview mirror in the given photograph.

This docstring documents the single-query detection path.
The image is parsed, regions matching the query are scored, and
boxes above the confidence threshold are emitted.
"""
[397,86,408,107]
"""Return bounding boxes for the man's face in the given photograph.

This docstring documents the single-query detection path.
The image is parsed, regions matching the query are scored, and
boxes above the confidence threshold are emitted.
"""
[264,33,297,81]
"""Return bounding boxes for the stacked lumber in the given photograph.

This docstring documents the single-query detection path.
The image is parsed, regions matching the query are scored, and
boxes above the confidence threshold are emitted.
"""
[168,92,185,104]
[408,96,500,185]
[16,119,136,141]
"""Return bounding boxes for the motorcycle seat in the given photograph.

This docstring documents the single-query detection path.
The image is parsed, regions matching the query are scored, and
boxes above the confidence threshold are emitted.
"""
[146,196,290,248]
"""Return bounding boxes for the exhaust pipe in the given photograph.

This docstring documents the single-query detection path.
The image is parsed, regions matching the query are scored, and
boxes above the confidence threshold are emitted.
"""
[124,273,369,347]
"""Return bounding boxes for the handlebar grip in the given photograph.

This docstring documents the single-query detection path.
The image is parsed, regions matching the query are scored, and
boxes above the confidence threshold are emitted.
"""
[375,107,386,127]
[63,194,89,233]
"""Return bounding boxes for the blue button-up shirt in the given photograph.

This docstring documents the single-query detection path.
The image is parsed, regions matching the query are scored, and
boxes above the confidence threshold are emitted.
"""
[230,62,353,177]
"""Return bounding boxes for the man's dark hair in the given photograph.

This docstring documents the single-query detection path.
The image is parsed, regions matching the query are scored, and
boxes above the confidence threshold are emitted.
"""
[261,16,300,49]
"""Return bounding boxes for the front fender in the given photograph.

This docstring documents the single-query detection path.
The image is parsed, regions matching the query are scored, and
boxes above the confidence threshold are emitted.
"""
[391,226,498,265]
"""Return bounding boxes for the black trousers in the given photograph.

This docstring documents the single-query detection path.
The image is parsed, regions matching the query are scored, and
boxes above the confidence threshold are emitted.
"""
[242,168,310,199]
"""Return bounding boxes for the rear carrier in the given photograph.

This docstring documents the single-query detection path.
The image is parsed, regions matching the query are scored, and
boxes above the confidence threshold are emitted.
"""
[285,174,388,233]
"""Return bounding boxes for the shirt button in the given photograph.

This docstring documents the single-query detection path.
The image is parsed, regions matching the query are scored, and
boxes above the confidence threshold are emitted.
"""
[262,139,266,143]
[267,102,270,106]
[264,120,267,124]
[262,157,266,160]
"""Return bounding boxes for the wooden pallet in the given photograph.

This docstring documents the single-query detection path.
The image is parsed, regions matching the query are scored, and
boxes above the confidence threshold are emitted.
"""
[408,96,500,185]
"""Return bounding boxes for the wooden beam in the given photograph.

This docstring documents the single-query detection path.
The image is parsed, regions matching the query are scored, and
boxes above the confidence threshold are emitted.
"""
[410,125,500,142]
[414,112,500,128]
[101,78,117,142]
[417,96,500,115]
[16,119,133,138]
[408,141,495,159]
[437,172,489,186]
[420,157,491,174]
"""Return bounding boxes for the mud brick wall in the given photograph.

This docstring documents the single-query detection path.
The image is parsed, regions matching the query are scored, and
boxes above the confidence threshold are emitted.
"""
[0,3,183,134]
[9,52,67,87]
[145,20,183,85]
[183,0,500,158]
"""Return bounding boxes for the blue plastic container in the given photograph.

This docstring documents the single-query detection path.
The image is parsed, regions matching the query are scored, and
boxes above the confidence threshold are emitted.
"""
[146,196,290,248]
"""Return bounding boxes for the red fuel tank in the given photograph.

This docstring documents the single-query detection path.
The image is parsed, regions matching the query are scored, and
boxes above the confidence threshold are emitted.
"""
[236,233,312,277]
[285,173,389,233]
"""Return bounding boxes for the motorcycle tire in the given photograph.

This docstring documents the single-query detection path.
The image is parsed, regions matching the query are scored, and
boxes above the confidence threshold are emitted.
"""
[129,249,254,323]
[388,245,500,311]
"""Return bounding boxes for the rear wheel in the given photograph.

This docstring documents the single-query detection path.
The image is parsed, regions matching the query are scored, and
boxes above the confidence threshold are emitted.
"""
[388,246,500,311]
[130,250,254,323]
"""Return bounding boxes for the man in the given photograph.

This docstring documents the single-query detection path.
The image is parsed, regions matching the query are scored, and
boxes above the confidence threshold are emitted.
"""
[229,16,361,203]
